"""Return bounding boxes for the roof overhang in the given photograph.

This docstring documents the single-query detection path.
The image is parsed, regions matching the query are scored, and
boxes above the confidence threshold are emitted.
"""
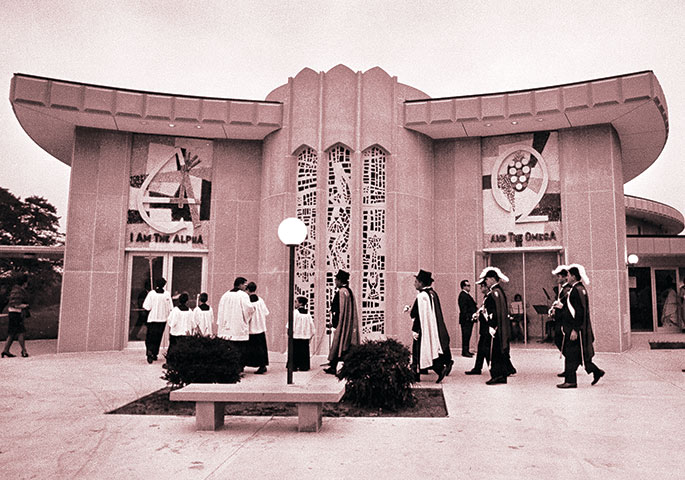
[626,236,685,258]
[625,195,684,235]
[403,71,668,182]
[10,74,283,166]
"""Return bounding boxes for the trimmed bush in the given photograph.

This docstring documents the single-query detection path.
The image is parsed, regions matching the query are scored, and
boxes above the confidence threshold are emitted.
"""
[337,338,415,410]
[162,335,243,387]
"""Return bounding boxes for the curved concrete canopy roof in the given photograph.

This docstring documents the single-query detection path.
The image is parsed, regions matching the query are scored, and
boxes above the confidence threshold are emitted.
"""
[404,71,668,182]
[10,74,283,165]
[625,194,684,235]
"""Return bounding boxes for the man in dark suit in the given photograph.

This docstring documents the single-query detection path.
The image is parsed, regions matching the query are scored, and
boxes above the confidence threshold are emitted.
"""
[458,279,477,357]
[557,264,605,388]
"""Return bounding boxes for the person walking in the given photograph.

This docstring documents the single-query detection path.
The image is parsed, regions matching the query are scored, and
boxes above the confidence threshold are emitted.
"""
[217,277,256,370]
[549,265,571,377]
[244,281,269,374]
[409,269,452,383]
[480,267,514,385]
[324,270,359,375]
[2,273,30,358]
[465,279,492,375]
[142,277,173,364]
[458,279,477,357]
[557,264,605,388]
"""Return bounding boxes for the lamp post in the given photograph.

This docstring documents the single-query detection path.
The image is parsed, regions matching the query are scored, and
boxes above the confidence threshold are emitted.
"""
[278,218,307,384]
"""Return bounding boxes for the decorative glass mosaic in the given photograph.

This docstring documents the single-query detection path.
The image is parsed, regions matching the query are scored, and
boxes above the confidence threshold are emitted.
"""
[295,147,318,319]
[362,146,386,334]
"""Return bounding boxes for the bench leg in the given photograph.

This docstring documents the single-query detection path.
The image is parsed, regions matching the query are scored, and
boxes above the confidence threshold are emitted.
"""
[297,403,322,432]
[196,402,224,430]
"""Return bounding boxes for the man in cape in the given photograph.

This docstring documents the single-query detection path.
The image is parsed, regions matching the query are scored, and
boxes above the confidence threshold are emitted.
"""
[557,264,605,388]
[410,269,452,383]
[324,270,360,374]
[481,267,515,385]
[549,265,572,378]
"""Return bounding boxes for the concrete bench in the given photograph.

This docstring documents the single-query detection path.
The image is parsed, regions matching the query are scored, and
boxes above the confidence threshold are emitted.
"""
[170,374,345,432]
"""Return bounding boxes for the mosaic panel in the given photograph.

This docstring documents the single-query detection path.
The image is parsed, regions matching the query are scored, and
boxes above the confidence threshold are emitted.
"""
[362,147,386,335]
[326,145,352,319]
[295,147,318,319]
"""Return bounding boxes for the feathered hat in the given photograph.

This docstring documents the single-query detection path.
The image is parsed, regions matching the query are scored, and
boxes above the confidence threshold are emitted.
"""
[567,263,590,285]
[478,266,509,283]
[551,264,569,275]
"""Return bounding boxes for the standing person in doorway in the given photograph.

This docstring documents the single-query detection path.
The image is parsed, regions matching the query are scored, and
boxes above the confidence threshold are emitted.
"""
[465,279,492,375]
[2,273,30,358]
[558,264,605,388]
[458,279,477,358]
[481,267,514,385]
[143,277,173,364]
[217,277,255,371]
[244,281,269,374]
[324,270,359,375]
[409,269,452,383]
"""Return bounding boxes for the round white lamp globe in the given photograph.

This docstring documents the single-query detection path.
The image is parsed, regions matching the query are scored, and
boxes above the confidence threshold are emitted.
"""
[278,218,307,246]
[627,254,639,265]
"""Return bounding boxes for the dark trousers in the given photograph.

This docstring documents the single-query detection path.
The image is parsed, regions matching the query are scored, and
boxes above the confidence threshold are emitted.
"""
[489,334,514,379]
[145,322,166,358]
[460,322,474,354]
[292,338,311,371]
[563,339,601,383]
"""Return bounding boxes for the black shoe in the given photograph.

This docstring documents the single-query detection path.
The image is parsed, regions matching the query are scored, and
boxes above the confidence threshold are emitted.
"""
[146,355,153,364]
[557,372,565,377]
[21,351,29,358]
[508,368,517,376]
[465,369,481,375]
[486,376,507,385]
[461,352,474,358]
[444,360,454,376]
[557,382,577,389]
[591,369,605,386]
[255,366,267,374]
[436,368,447,384]
[323,367,337,375]
[419,368,430,374]
[1,351,15,358]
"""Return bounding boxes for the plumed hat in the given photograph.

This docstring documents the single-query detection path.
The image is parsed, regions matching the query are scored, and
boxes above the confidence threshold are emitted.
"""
[552,265,569,275]
[567,264,590,285]
[478,266,509,283]
[335,269,350,283]
[415,269,434,285]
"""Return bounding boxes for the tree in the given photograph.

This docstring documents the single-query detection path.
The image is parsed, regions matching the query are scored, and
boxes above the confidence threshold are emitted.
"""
[0,187,63,246]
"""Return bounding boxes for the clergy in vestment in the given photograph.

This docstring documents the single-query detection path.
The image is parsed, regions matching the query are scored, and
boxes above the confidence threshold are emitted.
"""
[481,267,514,385]
[324,270,359,374]
[216,277,255,369]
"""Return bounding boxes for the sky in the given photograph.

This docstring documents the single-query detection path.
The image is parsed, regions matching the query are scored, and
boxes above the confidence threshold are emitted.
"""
[1,0,684,232]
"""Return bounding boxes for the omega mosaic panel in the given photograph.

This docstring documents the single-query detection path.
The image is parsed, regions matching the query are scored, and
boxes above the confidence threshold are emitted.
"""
[362,146,386,335]
[127,135,213,251]
[481,131,562,249]
[295,147,318,319]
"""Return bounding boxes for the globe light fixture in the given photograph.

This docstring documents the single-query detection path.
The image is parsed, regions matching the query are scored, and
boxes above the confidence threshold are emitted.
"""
[627,254,639,265]
[278,217,308,384]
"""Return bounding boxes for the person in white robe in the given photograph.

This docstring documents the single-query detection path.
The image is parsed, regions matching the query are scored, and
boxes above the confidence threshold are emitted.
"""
[216,277,255,369]
[193,292,214,336]
[292,296,316,371]
[167,292,195,347]
[143,277,173,364]
[244,282,270,374]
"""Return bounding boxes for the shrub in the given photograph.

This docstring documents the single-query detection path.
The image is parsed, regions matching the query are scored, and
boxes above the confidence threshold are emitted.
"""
[337,338,415,410]
[162,335,243,387]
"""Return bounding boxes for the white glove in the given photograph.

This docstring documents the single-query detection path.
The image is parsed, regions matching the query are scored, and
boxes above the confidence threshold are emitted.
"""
[412,331,419,341]
[489,327,496,337]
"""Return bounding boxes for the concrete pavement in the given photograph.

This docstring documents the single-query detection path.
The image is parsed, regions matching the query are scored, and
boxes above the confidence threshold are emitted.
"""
[1,340,684,479]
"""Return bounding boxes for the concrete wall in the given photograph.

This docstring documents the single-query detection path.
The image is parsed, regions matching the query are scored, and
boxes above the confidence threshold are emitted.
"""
[59,128,131,352]
[560,125,630,352]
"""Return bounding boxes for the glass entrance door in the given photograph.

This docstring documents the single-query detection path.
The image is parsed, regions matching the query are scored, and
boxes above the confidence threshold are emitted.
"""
[126,253,207,345]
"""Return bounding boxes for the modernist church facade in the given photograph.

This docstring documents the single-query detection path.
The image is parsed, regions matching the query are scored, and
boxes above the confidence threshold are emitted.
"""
[10,66,669,354]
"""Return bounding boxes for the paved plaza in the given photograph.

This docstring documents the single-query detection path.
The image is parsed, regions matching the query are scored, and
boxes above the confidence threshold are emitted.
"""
[1,340,683,479]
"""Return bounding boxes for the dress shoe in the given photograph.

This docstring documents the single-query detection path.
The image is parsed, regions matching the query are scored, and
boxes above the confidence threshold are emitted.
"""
[557,372,565,377]
[464,369,481,375]
[591,369,605,386]
[21,351,29,358]
[146,355,153,364]
[323,367,337,375]
[557,382,577,389]
[255,366,267,374]
[436,368,447,384]
[486,376,507,385]
[444,360,454,376]
[461,352,474,358]
[2,351,15,358]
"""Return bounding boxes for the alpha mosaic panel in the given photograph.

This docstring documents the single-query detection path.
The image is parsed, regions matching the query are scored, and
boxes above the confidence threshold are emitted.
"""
[127,135,213,251]
[295,147,318,319]
[326,145,352,319]
[362,146,387,334]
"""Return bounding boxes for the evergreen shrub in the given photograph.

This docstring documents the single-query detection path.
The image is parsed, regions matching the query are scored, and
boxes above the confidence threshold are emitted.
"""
[162,335,243,387]
[337,338,415,410]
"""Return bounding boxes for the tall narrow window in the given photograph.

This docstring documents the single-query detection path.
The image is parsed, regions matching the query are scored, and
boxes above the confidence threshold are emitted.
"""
[326,145,352,317]
[295,147,318,318]
[362,146,386,335]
